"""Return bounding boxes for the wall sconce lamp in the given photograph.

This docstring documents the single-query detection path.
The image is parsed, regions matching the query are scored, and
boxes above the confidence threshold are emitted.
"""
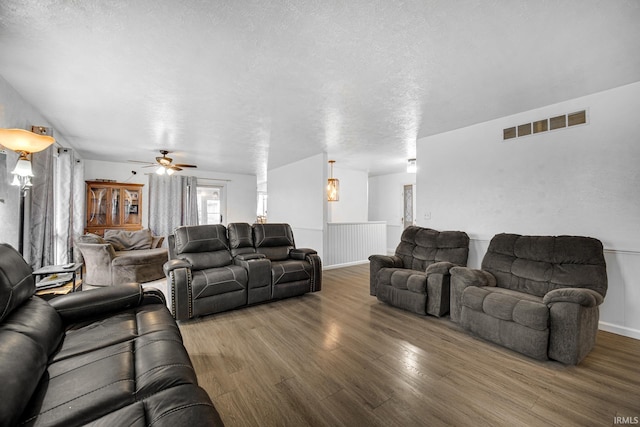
[0,128,55,254]
[407,158,417,173]
[327,160,339,202]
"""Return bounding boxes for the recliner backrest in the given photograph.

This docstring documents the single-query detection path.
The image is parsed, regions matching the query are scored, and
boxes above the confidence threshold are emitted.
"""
[0,243,35,322]
[172,224,232,270]
[482,233,608,297]
[252,223,295,261]
[395,226,469,271]
[228,223,256,257]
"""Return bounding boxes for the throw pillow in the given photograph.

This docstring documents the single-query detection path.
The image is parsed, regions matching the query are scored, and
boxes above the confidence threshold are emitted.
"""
[104,229,153,251]
[76,233,106,244]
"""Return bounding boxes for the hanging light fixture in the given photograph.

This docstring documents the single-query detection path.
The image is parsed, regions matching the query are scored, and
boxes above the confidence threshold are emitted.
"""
[407,158,417,173]
[327,160,339,202]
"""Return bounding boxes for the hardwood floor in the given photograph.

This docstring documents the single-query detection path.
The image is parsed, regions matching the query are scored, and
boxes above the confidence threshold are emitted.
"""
[178,264,640,426]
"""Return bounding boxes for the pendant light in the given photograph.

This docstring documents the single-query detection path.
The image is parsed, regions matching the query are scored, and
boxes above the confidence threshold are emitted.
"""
[327,160,339,202]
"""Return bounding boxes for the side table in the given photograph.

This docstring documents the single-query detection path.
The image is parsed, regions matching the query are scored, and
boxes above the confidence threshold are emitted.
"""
[32,263,83,297]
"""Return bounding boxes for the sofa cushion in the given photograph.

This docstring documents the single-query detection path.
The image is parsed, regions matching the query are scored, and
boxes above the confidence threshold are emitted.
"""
[253,223,295,261]
[482,233,607,297]
[0,243,36,322]
[191,265,248,298]
[174,224,229,254]
[271,260,312,287]
[377,268,427,294]
[394,226,469,272]
[462,286,549,331]
[104,229,153,251]
[0,297,64,426]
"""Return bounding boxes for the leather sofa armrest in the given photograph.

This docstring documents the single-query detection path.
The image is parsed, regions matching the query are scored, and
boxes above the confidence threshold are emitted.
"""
[163,259,191,275]
[163,259,193,321]
[235,253,266,261]
[543,288,604,307]
[290,248,317,260]
[449,267,496,323]
[50,282,143,322]
[426,261,456,275]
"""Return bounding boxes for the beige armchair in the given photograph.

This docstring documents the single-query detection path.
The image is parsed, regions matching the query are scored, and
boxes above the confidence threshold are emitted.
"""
[75,229,167,287]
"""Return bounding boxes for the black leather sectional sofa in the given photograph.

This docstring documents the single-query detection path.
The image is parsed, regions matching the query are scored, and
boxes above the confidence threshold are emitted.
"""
[0,243,223,426]
[165,223,322,321]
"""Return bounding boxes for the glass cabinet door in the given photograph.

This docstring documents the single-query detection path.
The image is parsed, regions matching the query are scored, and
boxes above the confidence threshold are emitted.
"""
[87,187,108,226]
[111,188,121,226]
[123,188,141,225]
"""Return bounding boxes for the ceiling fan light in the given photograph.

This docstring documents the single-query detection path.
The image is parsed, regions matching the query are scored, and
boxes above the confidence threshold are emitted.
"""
[166,167,175,175]
[156,166,166,175]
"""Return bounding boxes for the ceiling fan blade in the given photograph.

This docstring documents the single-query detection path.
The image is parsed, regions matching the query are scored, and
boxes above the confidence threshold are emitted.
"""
[174,163,197,168]
[127,160,155,165]
[170,165,183,171]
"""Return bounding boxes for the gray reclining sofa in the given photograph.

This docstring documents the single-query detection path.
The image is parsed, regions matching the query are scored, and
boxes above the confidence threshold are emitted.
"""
[450,233,607,364]
[164,223,321,320]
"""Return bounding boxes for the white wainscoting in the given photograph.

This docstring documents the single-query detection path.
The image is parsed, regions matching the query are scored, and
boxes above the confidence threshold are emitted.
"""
[325,222,387,269]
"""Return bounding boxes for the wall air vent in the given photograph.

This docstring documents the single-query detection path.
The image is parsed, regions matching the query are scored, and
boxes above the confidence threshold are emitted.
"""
[503,109,587,141]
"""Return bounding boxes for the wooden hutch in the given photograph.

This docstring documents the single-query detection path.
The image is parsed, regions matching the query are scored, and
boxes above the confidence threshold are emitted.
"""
[85,181,143,236]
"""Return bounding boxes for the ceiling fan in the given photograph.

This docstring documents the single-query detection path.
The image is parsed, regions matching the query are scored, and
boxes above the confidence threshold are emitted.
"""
[128,150,197,175]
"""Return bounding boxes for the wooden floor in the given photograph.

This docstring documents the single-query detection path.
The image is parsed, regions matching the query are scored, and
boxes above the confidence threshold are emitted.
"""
[178,264,640,427]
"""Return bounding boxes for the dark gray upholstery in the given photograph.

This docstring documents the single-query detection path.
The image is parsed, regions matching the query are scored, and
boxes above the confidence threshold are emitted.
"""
[450,233,607,364]
[0,243,223,426]
[165,223,322,320]
[369,226,470,316]
[251,223,322,299]
[166,224,248,320]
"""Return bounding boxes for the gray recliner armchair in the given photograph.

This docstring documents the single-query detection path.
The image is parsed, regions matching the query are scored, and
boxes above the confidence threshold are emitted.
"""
[369,226,470,316]
[450,233,607,364]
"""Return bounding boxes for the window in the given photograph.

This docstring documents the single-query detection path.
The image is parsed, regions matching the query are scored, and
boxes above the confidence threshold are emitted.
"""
[197,185,224,225]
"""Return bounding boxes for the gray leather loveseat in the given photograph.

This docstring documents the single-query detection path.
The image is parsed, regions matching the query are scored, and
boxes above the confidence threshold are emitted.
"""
[369,226,470,316]
[450,233,607,364]
[164,223,321,321]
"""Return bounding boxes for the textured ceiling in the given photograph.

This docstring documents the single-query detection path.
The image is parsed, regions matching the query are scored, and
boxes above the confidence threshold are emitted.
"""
[1,1,639,181]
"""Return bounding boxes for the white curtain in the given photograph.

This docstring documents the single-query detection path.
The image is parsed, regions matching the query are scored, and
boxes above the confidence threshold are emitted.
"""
[54,148,84,264]
[149,174,198,241]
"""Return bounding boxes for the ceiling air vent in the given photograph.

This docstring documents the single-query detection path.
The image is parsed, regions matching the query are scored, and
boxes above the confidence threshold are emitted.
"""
[503,109,587,141]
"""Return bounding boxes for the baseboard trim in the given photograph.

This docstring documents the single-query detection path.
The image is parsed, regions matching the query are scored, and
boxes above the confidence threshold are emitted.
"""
[599,322,640,340]
[324,260,368,270]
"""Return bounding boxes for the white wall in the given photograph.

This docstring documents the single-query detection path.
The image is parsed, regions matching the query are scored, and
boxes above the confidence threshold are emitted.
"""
[369,172,416,253]
[267,153,326,259]
[328,166,369,223]
[416,81,640,339]
[84,159,257,229]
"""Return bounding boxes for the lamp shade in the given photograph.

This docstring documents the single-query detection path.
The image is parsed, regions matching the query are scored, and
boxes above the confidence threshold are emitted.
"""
[12,158,34,177]
[0,128,55,153]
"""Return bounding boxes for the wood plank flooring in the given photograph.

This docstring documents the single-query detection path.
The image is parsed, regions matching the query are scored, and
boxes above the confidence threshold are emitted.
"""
[178,264,640,426]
